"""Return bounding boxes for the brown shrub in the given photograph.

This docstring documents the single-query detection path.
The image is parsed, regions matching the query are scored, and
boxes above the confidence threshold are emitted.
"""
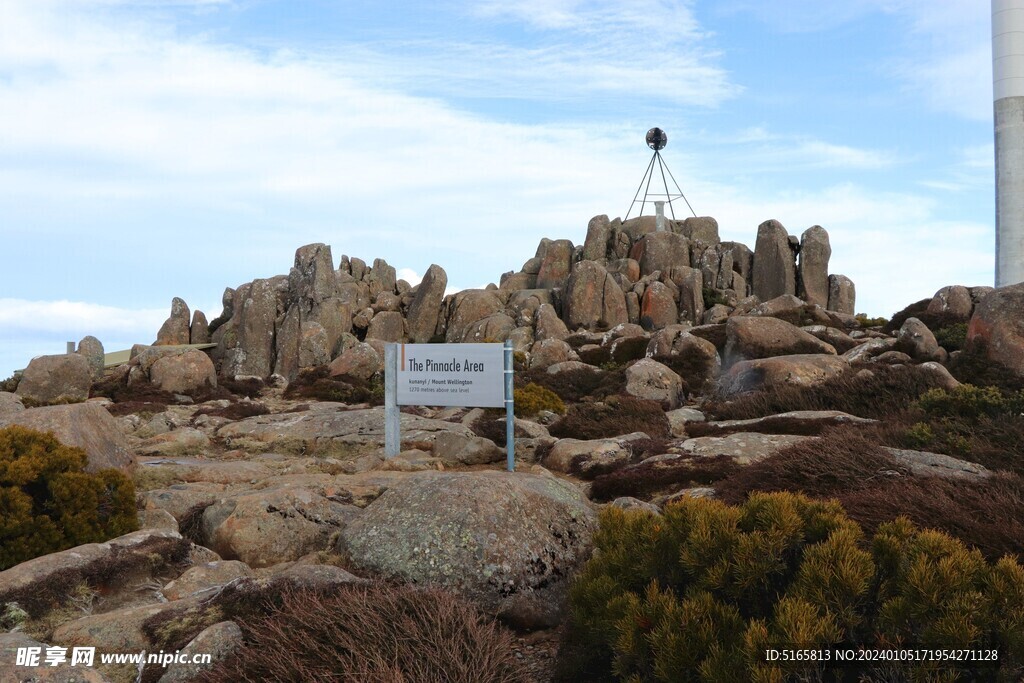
[838,472,1024,562]
[515,367,626,403]
[714,426,904,505]
[882,298,966,334]
[105,401,170,418]
[704,363,948,421]
[549,395,670,440]
[713,426,1024,562]
[567,437,675,481]
[283,365,384,406]
[686,414,848,438]
[589,454,739,502]
[193,402,270,421]
[469,413,536,448]
[218,376,265,399]
[195,583,529,683]
[608,336,649,365]
[949,343,1024,393]
[576,346,610,367]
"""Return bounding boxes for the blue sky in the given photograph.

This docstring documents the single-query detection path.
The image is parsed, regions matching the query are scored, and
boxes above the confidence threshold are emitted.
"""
[0,0,993,376]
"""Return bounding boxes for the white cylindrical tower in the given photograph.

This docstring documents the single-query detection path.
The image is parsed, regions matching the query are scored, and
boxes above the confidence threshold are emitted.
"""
[994,0,1024,286]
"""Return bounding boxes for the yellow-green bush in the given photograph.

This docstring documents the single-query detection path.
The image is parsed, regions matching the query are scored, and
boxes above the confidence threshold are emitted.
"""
[559,492,1024,681]
[0,426,137,570]
[918,384,1024,420]
[513,382,565,417]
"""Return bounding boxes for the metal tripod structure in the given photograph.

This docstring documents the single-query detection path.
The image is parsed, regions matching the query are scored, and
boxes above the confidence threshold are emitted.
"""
[624,128,696,221]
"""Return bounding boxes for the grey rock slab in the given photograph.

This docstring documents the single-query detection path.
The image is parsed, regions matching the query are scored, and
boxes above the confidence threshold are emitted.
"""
[680,432,813,465]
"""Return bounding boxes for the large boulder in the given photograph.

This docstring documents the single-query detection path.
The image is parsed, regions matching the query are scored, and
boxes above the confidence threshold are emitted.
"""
[639,281,678,330]
[0,402,135,472]
[535,303,570,342]
[645,326,721,392]
[719,354,849,396]
[535,239,574,289]
[630,232,690,277]
[201,488,361,568]
[445,289,504,343]
[966,282,1024,374]
[564,261,628,330]
[895,317,942,362]
[157,621,244,683]
[751,219,796,301]
[155,297,191,346]
[76,336,105,381]
[723,316,836,366]
[0,529,186,615]
[339,470,597,629]
[227,278,281,377]
[406,264,447,343]
[827,274,856,314]
[927,285,974,320]
[582,214,612,261]
[797,226,831,307]
[15,354,92,405]
[670,266,704,325]
[190,310,211,344]
[624,358,683,408]
[149,348,217,393]
[365,310,406,342]
[328,341,382,380]
[681,433,813,465]
[0,392,24,415]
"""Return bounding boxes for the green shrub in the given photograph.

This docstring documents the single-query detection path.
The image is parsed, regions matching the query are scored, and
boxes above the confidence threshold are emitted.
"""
[0,426,137,571]
[934,322,969,352]
[854,313,889,327]
[196,583,529,683]
[550,395,670,440]
[702,287,731,309]
[0,374,19,393]
[918,384,1024,420]
[513,382,565,417]
[558,492,1024,681]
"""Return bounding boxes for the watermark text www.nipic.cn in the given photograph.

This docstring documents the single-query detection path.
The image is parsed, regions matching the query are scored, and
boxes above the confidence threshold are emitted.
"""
[16,646,212,668]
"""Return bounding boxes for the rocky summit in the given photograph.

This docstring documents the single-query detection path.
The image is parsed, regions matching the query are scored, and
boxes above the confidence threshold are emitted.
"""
[4,213,1024,682]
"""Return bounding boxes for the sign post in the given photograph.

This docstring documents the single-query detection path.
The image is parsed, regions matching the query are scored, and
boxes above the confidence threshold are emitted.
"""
[384,342,515,471]
[504,340,515,472]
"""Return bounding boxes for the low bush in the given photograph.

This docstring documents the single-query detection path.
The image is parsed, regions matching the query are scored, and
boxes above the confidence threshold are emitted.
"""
[218,375,265,399]
[0,426,138,570]
[197,583,529,683]
[704,363,949,421]
[714,427,900,505]
[513,383,565,417]
[550,395,670,440]
[515,366,627,403]
[193,401,270,421]
[283,366,385,406]
[0,374,19,393]
[934,322,969,352]
[588,454,739,502]
[854,313,889,327]
[875,384,1024,476]
[714,427,1024,562]
[558,492,1024,681]
[882,299,964,334]
[948,343,1024,392]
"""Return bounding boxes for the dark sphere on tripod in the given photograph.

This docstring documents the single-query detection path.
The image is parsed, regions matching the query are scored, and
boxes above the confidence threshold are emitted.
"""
[646,128,667,151]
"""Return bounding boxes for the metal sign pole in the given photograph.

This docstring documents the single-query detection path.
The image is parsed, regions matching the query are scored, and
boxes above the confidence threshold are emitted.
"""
[504,340,514,472]
[384,343,400,458]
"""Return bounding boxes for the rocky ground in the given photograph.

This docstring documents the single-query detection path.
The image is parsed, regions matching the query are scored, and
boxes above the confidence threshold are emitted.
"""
[2,214,1021,682]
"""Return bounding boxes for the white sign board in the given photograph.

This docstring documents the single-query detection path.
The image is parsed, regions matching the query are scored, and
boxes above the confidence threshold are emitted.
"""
[395,343,505,408]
